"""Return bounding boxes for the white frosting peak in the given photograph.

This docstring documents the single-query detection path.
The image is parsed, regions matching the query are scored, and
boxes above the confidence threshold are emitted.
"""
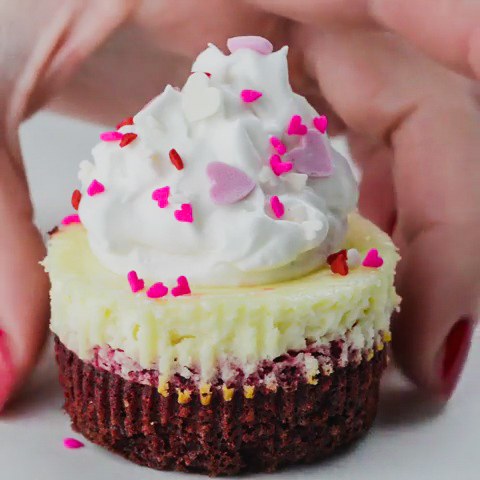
[78,39,358,287]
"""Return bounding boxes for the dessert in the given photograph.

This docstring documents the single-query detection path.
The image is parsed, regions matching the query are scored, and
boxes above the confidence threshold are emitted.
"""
[44,36,400,475]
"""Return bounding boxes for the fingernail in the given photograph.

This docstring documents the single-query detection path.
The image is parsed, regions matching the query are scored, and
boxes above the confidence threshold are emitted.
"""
[0,329,16,412]
[441,318,475,399]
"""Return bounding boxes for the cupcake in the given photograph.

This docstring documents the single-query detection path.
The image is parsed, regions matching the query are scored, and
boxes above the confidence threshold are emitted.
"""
[44,36,399,476]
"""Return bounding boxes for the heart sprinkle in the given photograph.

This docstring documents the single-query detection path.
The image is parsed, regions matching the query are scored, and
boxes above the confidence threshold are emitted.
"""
[313,115,328,134]
[227,36,273,55]
[362,249,384,268]
[270,154,293,176]
[169,149,184,170]
[61,214,81,226]
[270,136,287,155]
[63,438,84,450]
[147,282,169,299]
[181,72,222,122]
[100,131,123,142]
[119,132,138,148]
[116,116,134,130]
[174,203,193,223]
[270,195,285,218]
[172,275,191,297]
[127,270,145,293]
[71,189,82,210]
[327,250,349,276]
[240,89,263,103]
[347,248,362,268]
[152,186,170,208]
[284,130,333,177]
[287,115,308,136]
[87,179,105,197]
[207,162,256,204]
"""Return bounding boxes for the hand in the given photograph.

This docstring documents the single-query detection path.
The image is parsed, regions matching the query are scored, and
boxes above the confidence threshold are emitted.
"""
[1,0,478,411]
[249,0,480,398]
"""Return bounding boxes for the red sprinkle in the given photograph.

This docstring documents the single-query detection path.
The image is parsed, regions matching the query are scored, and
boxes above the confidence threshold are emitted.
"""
[169,149,184,170]
[119,133,138,148]
[71,190,82,210]
[116,116,134,130]
[327,249,349,276]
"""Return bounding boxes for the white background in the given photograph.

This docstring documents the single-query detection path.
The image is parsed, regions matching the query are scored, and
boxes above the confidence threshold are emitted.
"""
[0,112,478,480]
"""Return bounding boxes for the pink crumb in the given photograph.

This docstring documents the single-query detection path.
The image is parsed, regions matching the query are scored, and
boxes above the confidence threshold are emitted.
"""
[270,196,285,219]
[240,89,263,103]
[100,131,124,142]
[63,438,84,449]
[270,136,287,155]
[61,214,81,226]
[87,179,105,197]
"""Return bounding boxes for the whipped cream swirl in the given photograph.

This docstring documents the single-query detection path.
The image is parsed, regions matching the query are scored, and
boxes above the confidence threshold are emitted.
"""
[78,39,358,287]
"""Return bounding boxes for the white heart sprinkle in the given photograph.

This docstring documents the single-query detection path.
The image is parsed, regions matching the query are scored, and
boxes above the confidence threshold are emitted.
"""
[181,73,221,122]
[347,248,362,268]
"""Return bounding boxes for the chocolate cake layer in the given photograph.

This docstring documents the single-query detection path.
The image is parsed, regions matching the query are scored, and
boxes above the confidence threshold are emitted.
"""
[55,338,387,476]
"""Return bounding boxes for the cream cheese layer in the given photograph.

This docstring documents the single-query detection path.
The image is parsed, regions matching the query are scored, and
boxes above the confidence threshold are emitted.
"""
[45,214,399,383]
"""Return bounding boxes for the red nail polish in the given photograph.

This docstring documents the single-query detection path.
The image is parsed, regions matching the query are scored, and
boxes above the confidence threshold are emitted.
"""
[0,330,16,412]
[441,318,475,399]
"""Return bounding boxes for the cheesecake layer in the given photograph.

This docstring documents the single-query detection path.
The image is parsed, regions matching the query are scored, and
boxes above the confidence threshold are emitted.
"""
[44,213,399,383]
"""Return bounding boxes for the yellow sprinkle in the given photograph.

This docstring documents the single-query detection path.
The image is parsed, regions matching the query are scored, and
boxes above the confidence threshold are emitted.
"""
[366,350,374,361]
[199,384,212,406]
[222,385,235,402]
[157,381,169,398]
[377,342,385,352]
[383,331,392,343]
[176,388,192,405]
[244,385,255,399]
[307,374,318,385]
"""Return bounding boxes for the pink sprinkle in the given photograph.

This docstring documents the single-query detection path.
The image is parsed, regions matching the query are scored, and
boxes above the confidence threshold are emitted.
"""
[362,249,384,268]
[270,136,287,155]
[287,115,308,136]
[227,36,273,55]
[270,154,293,176]
[152,186,170,209]
[100,131,124,142]
[61,214,81,226]
[172,276,191,297]
[127,271,145,293]
[174,204,193,223]
[146,282,169,299]
[270,196,285,219]
[241,89,263,103]
[63,438,84,449]
[87,179,105,196]
[313,115,328,134]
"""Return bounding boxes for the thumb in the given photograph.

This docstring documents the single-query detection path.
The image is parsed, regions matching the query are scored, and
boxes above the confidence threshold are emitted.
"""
[0,143,50,411]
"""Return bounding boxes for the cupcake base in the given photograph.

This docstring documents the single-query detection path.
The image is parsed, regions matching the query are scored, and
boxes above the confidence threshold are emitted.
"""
[55,338,387,476]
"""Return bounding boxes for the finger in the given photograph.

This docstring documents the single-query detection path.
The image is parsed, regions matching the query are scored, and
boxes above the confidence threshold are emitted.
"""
[301,28,480,397]
[390,98,480,398]
[0,144,50,411]
[348,133,397,234]
[248,0,373,26]
[370,0,480,79]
